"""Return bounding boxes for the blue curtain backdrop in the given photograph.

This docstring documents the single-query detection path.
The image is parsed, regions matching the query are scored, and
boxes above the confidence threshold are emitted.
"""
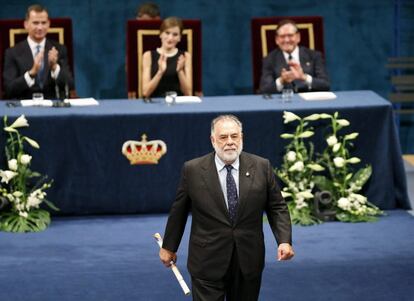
[0,0,409,99]
[2,0,414,154]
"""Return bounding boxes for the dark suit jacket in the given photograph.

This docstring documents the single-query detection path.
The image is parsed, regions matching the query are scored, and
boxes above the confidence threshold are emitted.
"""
[162,151,292,281]
[3,39,73,99]
[259,46,330,94]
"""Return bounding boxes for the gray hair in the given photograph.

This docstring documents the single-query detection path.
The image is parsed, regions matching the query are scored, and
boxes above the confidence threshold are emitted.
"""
[211,115,243,134]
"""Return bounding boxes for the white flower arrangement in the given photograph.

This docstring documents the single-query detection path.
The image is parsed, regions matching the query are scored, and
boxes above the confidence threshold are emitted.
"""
[276,111,383,225]
[0,115,57,232]
[275,111,327,225]
[313,112,383,222]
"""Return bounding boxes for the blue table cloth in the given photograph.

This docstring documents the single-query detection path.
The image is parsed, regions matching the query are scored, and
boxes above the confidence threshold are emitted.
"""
[0,91,410,214]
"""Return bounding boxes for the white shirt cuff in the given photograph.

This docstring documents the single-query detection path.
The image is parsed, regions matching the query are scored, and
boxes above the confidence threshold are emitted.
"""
[305,74,312,89]
[276,77,284,92]
[24,71,35,87]
[51,64,60,79]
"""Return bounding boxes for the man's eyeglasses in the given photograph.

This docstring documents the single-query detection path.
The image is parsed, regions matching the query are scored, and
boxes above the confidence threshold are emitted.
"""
[277,33,297,39]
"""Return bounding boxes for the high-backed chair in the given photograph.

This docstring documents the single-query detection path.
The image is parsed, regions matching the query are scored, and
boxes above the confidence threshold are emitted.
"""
[126,19,202,99]
[251,16,325,94]
[0,18,75,99]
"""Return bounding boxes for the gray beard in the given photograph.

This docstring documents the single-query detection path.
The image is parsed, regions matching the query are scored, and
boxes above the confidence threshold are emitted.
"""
[214,143,243,164]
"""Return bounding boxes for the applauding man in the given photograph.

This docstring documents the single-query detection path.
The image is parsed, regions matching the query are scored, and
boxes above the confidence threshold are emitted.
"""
[259,19,330,94]
[3,4,73,99]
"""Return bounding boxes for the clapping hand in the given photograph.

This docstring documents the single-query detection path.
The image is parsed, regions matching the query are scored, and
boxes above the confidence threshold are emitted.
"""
[280,68,295,84]
[287,60,306,81]
[176,53,186,72]
[30,50,44,76]
[48,46,59,71]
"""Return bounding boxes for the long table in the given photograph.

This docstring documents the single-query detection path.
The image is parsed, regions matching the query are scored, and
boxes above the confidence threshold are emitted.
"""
[0,91,410,215]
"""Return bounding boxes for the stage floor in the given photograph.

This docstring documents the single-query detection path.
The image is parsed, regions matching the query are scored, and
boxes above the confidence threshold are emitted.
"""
[0,210,413,300]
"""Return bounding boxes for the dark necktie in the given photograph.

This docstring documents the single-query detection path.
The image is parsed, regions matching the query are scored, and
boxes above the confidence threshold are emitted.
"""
[225,165,238,223]
[288,53,293,61]
[35,45,44,88]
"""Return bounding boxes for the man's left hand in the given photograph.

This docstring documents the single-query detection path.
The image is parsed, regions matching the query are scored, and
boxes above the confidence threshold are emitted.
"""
[288,61,307,81]
[48,47,59,70]
[277,243,294,261]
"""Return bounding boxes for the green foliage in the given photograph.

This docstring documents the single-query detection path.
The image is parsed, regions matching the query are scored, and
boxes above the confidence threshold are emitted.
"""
[0,209,51,232]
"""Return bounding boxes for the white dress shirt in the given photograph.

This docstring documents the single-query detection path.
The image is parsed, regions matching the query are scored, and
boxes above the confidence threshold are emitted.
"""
[24,37,60,88]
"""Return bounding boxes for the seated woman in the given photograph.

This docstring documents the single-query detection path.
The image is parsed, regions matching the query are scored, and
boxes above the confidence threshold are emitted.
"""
[142,17,192,98]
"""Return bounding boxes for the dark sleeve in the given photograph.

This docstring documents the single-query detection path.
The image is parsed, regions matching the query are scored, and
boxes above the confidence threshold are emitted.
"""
[309,50,330,91]
[3,48,31,99]
[259,55,278,94]
[162,163,191,253]
[55,44,74,90]
[264,159,292,245]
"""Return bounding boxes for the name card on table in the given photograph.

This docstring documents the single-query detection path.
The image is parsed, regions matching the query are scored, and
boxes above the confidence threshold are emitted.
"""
[298,92,337,101]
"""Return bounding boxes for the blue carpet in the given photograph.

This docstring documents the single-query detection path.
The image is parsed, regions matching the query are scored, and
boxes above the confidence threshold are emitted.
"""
[0,210,413,301]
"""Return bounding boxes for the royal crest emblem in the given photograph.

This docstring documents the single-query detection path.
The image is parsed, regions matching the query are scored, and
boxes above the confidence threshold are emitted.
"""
[122,134,167,165]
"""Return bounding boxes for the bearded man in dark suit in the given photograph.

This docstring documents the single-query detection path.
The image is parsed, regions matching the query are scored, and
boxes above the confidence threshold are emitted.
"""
[159,114,294,301]
[2,4,73,99]
[259,19,330,94]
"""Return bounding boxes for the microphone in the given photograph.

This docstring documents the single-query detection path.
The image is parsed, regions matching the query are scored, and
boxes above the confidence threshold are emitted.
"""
[55,80,60,100]
[65,82,69,99]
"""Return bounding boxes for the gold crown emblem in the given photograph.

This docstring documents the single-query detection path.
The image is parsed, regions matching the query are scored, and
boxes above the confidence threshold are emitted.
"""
[122,134,167,165]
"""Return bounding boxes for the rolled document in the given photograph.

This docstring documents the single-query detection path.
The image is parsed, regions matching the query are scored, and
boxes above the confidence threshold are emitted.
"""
[153,233,191,296]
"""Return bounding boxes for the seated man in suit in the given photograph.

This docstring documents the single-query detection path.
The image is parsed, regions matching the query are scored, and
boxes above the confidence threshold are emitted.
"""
[2,4,73,100]
[259,19,330,94]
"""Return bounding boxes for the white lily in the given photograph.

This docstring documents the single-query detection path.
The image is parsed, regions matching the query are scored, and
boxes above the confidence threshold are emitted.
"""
[338,197,351,210]
[319,113,332,119]
[333,157,346,168]
[281,191,292,198]
[337,119,350,127]
[350,193,367,204]
[332,143,341,153]
[12,191,23,197]
[298,131,314,138]
[344,133,359,140]
[289,161,304,172]
[296,190,314,199]
[307,163,324,171]
[303,114,320,121]
[347,157,361,164]
[20,154,32,165]
[0,170,18,184]
[280,133,294,139]
[8,159,18,171]
[286,151,296,162]
[283,111,300,124]
[326,135,338,146]
[8,115,29,129]
[23,136,40,149]
[19,211,28,218]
